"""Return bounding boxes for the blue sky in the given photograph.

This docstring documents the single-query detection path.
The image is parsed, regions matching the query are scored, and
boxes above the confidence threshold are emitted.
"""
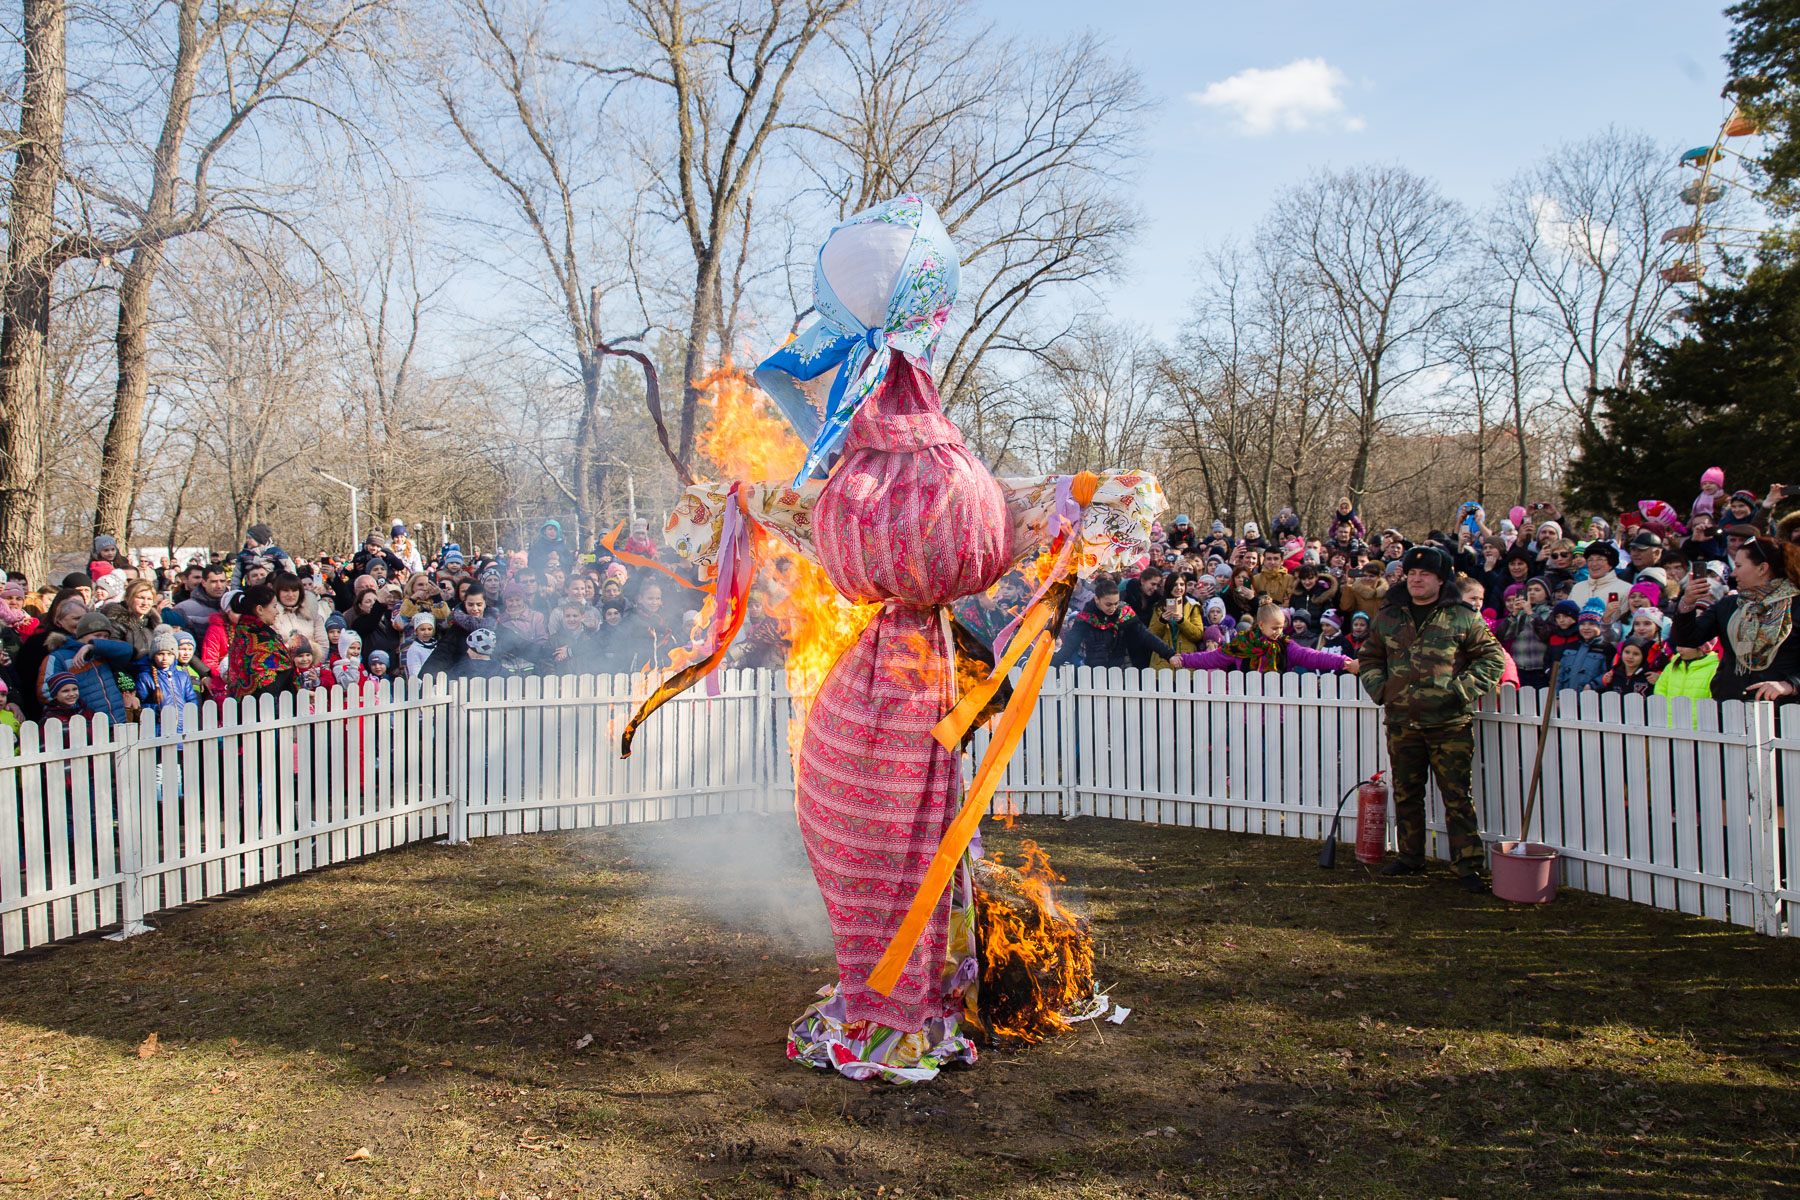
[978,0,1737,335]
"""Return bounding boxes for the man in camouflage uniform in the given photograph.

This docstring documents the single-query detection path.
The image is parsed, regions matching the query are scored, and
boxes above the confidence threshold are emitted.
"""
[1356,544,1506,892]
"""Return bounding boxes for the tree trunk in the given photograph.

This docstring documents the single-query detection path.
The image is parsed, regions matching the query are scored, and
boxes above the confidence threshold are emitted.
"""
[165,439,199,563]
[93,245,166,544]
[0,0,67,582]
[1347,377,1378,514]
[573,354,600,544]
[92,0,203,547]
[1346,435,1372,517]
[676,259,720,463]
[1474,386,1488,510]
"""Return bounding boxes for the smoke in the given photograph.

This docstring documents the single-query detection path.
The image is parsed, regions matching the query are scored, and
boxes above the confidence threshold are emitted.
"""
[623,810,833,954]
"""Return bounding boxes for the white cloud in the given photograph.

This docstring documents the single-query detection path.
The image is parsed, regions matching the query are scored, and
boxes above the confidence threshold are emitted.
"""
[1189,58,1361,136]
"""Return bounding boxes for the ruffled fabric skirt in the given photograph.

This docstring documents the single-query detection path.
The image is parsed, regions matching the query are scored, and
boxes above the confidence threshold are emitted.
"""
[786,859,980,1083]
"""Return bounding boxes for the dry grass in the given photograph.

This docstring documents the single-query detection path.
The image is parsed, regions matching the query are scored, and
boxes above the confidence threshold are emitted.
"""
[3,813,1800,1199]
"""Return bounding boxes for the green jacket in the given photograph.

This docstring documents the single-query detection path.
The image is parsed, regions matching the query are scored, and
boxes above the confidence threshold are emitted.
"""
[1357,594,1506,730]
[1652,652,1719,702]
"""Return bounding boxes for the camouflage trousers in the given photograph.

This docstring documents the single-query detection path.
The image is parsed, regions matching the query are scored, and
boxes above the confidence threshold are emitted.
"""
[1385,721,1482,875]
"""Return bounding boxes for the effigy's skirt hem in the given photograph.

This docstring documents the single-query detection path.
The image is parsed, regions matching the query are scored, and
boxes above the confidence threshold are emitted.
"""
[786,983,978,1084]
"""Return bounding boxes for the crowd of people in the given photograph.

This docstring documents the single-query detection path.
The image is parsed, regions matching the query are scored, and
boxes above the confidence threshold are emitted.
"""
[2,465,1796,735]
[1040,473,1800,708]
[0,514,747,732]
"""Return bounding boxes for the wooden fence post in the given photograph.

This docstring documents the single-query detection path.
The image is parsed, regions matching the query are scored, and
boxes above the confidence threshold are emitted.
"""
[105,712,152,940]
[755,669,773,813]
[445,675,469,845]
[1056,666,1078,819]
[1748,700,1781,936]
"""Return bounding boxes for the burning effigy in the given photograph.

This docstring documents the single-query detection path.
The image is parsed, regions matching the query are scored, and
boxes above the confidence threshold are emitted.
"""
[618,195,1161,1083]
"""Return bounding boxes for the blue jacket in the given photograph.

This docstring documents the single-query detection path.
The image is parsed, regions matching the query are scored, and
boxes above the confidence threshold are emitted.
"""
[136,663,198,732]
[1559,636,1612,693]
[41,635,138,723]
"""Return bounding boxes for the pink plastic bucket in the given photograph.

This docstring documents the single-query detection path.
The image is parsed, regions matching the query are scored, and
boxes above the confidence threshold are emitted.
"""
[1491,841,1558,903]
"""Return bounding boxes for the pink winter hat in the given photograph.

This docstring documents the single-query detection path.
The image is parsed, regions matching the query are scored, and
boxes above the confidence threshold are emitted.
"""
[1701,467,1725,487]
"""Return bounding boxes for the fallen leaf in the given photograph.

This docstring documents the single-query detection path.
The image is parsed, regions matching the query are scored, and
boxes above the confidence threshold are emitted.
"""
[345,1146,372,1162]
[136,1033,159,1059]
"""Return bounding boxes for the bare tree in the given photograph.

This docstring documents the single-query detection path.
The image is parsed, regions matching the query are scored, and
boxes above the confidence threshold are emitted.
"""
[334,218,448,523]
[1012,321,1158,474]
[1451,240,1557,509]
[0,0,70,579]
[1268,166,1468,512]
[1491,128,1685,435]
[1160,251,1258,529]
[579,0,854,462]
[158,239,331,537]
[803,0,1147,427]
[436,0,635,542]
[62,0,394,546]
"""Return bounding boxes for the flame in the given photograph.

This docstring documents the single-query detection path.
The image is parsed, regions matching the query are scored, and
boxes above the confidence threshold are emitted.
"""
[694,366,877,726]
[665,595,717,674]
[697,363,805,480]
[969,839,1097,1046]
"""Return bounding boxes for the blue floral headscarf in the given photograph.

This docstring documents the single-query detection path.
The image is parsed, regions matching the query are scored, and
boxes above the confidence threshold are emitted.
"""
[754,194,959,485]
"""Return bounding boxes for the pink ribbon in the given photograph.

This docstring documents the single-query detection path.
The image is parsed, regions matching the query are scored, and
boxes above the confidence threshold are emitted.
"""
[705,486,754,697]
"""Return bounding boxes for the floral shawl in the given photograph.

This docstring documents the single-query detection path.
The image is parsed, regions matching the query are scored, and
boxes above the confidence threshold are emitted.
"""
[1221,627,1286,674]
[1728,578,1799,675]
[225,615,294,699]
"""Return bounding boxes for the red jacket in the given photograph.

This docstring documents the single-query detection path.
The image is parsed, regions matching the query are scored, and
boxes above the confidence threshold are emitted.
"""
[201,613,231,695]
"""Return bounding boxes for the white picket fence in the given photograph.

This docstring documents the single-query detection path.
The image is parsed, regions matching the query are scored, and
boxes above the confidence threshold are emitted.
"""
[3,668,1797,955]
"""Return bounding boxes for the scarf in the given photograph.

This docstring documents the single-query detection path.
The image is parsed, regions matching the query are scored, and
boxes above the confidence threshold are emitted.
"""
[225,616,293,698]
[754,195,960,485]
[1221,627,1286,673]
[1727,578,1799,674]
[1074,605,1133,634]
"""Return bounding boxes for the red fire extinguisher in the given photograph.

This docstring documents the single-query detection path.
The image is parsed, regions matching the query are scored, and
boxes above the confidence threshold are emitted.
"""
[1354,771,1389,865]
[1318,769,1388,869]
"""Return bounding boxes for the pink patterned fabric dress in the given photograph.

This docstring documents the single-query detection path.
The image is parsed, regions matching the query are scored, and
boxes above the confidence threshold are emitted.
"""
[788,353,1013,1081]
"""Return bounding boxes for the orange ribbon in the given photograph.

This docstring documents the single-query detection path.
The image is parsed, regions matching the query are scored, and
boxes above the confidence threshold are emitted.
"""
[866,627,1059,998]
[601,520,710,592]
[865,470,1100,998]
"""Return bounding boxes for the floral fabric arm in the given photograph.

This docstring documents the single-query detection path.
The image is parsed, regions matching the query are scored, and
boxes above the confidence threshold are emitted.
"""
[998,471,1167,578]
[663,480,828,572]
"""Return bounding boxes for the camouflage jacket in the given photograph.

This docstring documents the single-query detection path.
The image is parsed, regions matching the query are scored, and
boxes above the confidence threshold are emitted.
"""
[1357,595,1505,730]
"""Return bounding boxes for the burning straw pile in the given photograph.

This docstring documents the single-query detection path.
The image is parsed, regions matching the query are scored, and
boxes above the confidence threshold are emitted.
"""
[968,840,1099,1046]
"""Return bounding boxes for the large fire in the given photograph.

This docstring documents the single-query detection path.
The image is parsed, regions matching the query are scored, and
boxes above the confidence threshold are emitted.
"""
[968,839,1099,1045]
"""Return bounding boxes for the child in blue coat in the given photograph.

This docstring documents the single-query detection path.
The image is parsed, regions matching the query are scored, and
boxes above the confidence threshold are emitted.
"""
[136,628,197,732]
[41,612,139,724]
[1559,604,1614,692]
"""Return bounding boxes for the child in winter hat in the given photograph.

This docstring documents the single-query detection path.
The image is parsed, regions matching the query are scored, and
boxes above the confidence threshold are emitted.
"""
[291,638,325,692]
[1691,467,1726,522]
[42,671,88,723]
[405,615,437,680]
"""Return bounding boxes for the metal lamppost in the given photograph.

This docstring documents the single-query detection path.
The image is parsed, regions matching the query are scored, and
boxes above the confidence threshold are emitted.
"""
[311,468,360,548]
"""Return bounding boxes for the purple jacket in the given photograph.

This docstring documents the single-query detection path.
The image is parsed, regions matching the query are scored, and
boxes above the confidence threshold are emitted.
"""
[1174,644,1352,673]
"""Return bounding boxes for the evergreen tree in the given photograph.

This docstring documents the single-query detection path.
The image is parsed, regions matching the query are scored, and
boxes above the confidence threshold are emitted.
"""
[1569,258,1800,513]
[1567,1,1800,515]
